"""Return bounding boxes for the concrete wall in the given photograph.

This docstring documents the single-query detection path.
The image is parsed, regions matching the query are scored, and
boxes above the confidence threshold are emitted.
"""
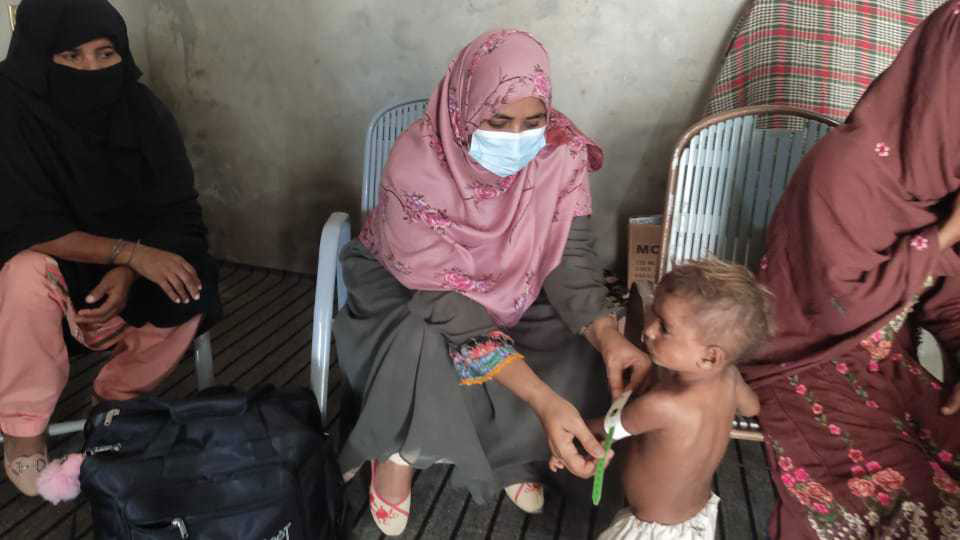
[6,0,750,274]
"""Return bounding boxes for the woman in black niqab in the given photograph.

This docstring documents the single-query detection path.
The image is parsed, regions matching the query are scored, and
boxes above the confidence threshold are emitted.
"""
[0,0,221,497]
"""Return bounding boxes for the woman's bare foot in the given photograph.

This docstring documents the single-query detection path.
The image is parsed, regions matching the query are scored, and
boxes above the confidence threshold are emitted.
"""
[373,455,414,504]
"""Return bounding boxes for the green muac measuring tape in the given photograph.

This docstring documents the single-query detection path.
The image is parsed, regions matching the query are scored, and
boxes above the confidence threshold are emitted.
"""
[593,388,634,506]
[593,285,644,506]
[591,426,615,506]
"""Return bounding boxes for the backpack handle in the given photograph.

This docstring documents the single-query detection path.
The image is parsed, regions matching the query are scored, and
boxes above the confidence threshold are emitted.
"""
[139,386,275,459]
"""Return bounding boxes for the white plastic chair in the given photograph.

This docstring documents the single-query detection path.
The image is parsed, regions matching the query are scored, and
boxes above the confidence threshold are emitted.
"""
[660,105,839,276]
[659,106,839,440]
[0,332,213,443]
[311,99,428,421]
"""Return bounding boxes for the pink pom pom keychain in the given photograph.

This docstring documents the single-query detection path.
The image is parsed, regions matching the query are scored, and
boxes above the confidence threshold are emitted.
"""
[36,453,84,505]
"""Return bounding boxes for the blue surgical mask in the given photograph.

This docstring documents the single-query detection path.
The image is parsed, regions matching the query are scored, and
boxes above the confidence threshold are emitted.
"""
[468,127,547,177]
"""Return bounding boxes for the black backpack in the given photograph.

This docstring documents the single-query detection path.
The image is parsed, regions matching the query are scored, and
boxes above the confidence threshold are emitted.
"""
[81,385,342,539]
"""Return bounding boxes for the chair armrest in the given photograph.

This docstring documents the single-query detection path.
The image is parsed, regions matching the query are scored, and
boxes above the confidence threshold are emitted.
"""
[311,212,351,421]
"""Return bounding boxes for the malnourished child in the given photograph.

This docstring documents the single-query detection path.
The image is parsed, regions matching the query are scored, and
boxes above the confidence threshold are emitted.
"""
[561,259,775,539]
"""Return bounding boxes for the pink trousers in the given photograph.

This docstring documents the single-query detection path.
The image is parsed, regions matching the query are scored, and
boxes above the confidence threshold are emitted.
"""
[0,251,201,437]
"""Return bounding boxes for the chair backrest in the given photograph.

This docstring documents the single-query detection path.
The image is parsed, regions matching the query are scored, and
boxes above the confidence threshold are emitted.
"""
[361,99,430,219]
[333,99,428,312]
[659,106,839,276]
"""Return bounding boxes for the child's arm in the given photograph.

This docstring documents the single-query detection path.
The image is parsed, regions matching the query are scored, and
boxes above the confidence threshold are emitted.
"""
[550,394,671,473]
[734,369,760,417]
[619,390,675,436]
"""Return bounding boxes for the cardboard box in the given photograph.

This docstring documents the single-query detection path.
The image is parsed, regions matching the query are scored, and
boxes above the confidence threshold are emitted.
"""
[627,215,662,289]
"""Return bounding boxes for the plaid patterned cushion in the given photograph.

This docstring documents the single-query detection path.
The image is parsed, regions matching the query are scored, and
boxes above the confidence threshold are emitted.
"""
[705,0,947,122]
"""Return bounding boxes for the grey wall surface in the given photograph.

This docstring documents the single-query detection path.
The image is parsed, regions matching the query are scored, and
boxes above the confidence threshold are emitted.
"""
[6,0,749,274]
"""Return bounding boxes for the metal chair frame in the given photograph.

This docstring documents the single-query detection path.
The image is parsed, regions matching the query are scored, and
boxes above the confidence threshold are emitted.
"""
[311,99,428,421]
[660,105,839,277]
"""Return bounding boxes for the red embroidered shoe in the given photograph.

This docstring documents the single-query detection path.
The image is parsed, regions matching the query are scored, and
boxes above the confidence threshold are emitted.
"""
[505,482,544,514]
[369,459,411,536]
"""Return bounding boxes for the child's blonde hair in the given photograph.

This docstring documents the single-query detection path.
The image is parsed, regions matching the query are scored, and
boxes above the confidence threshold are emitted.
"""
[658,259,775,362]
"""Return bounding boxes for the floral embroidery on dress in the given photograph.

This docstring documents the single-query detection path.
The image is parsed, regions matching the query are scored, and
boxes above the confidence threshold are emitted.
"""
[896,415,960,471]
[859,278,933,360]
[929,462,960,535]
[832,359,881,410]
[910,235,930,251]
[874,142,891,157]
[930,462,960,495]
[787,374,925,532]
[438,268,495,293]
[895,353,943,391]
[934,504,960,539]
[770,439,867,538]
[450,330,523,385]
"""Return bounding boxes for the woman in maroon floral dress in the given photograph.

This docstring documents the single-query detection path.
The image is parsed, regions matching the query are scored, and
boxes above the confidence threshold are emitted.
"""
[743,2,960,538]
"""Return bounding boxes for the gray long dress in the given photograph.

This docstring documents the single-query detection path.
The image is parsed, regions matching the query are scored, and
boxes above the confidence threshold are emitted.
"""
[333,216,612,502]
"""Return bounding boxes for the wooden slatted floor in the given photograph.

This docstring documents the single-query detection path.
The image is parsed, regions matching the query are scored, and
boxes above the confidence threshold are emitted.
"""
[0,263,777,539]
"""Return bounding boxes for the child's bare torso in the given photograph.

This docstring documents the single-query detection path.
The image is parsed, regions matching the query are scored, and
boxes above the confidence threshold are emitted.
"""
[622,367,738,524]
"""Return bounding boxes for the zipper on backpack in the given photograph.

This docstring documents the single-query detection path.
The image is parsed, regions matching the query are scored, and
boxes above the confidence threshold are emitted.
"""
[85,443,121,456]
[172,518,189,539]
[104,408,120,426]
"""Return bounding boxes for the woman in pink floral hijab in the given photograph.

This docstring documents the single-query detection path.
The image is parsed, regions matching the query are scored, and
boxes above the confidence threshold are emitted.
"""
[360,29,602,328]
[335,30,647,535]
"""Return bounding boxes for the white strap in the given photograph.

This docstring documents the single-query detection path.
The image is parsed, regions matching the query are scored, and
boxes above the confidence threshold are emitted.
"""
[603,389,634,442]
